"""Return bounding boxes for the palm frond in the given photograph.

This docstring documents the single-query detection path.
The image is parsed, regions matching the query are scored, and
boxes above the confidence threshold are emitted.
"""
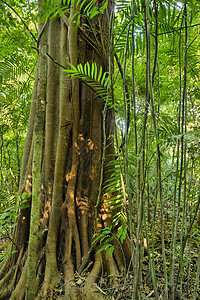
[40,0,108,26]
[63,61,110,100]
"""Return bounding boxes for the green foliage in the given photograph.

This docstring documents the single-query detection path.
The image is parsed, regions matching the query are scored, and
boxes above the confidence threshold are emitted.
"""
[63,61,110,100]
[92,157,128,256]
[192,227,200,247]
[0,191,30,261]
[40,0,108,26]
[0,244,17,262]
[0,0,37,195]
[92,223,127,257]
[0,192,30,236]
[92,226,115,257]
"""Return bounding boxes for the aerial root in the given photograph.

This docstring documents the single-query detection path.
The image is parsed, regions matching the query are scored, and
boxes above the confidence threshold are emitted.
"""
[0,256,10,280]
[10,260,27,300]
[0,264,14,289]
[12,245,24,287]
[0,265,15,299]
[105,252,119,285]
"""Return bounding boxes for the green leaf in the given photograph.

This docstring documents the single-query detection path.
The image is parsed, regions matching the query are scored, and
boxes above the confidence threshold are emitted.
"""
[97,243,111,253]
[17,203,30,209]
[76,0,83,9]
[89,8,100,19]
[91,62,95,79]
[68,12,79,25]
[84,0,96,13]
[94,63,98,80]
[120,226,127,242]
[100,236,107,244]
[77,63,83,73]
[79,0,88,11]
[107,245,114,256]
[51,7,70,19]
[99,1,108,13]
[84,62,88,76]
[67,62,78,72]
[101,71,108,86]
[21,192,28,200]
[98,66,102,82]
[40,6,60,23]
[86,62,90,77]
[101,229,112,235]
[77,14,81,27]
[104,76,109,87]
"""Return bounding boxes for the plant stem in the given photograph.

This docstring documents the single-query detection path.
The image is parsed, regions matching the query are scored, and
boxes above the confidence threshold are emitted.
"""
[146,0,168,298]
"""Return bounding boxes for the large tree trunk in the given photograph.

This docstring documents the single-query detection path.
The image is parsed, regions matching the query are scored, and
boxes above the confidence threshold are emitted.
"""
[0,1,131,299]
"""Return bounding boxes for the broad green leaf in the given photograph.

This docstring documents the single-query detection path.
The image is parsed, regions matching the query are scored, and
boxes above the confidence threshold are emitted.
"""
[106,245,114,256]
[97,243,111,253]
[89,7,99,19]
[21,192,28,200]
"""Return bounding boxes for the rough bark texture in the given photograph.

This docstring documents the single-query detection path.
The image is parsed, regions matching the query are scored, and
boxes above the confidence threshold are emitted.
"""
[0,1,131,299]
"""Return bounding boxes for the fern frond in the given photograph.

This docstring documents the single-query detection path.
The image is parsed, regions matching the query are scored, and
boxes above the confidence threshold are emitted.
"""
[63,62,110,100]
[40,0,108,27]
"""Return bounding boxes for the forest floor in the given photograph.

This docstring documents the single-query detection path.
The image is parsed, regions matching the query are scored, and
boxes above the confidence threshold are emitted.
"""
[0,219,200,300]
[79,217,200,300]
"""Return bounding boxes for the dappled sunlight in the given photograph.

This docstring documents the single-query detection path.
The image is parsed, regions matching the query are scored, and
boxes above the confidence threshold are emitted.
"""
[87,138,97,151]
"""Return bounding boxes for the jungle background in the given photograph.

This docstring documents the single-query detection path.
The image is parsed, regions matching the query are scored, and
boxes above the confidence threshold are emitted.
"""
[0,0,200,299]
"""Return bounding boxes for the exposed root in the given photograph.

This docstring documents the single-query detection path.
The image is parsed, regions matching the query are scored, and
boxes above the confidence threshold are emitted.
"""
[82,253,105,299]
[0,243,130,300]
[36,266,61,300]
[0,267,14,290]
[105,253,119,285]
[12,245,24,287]
[64,280,81,300]
[0,265,15,299]
[112,238,126,272]
[82,283,106,300]
[0,256,10,280]
[10,260,27,300]
[86,253,103,285]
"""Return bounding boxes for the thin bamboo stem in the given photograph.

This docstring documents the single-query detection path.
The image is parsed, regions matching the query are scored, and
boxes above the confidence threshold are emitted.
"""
[146,0,168,298]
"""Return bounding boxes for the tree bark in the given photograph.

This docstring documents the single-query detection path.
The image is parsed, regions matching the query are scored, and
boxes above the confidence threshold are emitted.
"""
[0,1,131,299]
